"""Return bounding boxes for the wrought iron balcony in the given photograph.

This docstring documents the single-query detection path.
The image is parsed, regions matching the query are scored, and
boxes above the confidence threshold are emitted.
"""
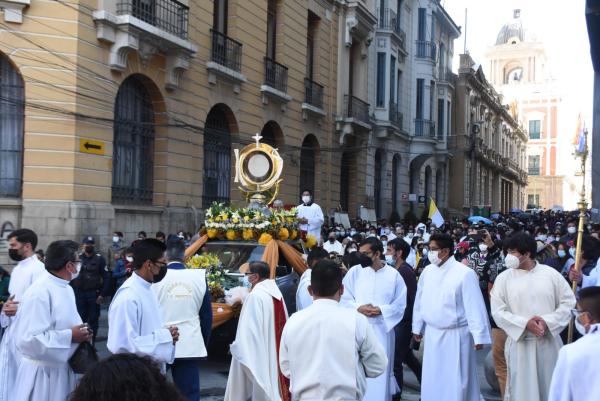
[344,95,370,124]
[439,68,457,85]
[211,29,242,72]
[264,57,288,93]
[389,102,403,129]
[416,40,437,62]
[117,0,189,39]
[414,118,435,137]
[376,8,406,48]
[304,78,324,109]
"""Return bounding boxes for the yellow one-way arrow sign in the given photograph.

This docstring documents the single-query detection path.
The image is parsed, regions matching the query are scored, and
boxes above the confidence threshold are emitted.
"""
[79,138,104,155]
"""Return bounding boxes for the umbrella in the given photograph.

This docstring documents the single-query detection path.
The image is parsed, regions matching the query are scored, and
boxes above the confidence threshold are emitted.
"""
[551,205,564,212]
[491,213,501,220]
[510,208,524,214]
[468,216,492,224]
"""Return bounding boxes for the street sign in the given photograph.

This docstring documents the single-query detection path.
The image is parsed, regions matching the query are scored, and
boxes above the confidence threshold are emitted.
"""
[401,192,409,201]
[418,196,426,204]
[408,194,417,202]
[79,138,104,155]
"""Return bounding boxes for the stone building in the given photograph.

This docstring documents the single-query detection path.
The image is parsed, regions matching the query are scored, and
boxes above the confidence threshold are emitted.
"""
[448,54,528,216]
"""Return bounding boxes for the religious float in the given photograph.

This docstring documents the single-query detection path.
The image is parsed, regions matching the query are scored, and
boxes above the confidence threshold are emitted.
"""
[183,134,311,344]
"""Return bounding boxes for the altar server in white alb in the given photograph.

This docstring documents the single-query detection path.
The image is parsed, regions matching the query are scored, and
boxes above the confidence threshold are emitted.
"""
[296,189,324,242]
[108,239,179,371]
[548,286,600,401]
[412,233,491,401]
[280,259,388,401]
[225,261,290,401]
[12,240,92,401]
[295,248,329,311]
[0,229,46,401]
[153,238,213,401]
[341,237,406,401]
[491,233,575,401]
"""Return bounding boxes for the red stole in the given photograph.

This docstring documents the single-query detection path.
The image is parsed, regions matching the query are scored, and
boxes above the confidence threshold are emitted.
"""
[273,297,291,401]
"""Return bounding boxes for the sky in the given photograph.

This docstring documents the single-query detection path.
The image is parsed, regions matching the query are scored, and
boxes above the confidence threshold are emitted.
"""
[442,0,594,126]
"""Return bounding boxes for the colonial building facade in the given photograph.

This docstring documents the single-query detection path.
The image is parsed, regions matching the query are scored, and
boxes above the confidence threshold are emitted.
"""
[448,54,528,216]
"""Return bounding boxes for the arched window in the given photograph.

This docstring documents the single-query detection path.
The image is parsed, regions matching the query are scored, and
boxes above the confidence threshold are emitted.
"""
[112,75,155,204]
[203,105,232,207]
[424,166,432,201]
[0,55,24,197]
[260,121,283,148]
[300,135,318,195]
[374,149,384,218]
[392,154,400,212]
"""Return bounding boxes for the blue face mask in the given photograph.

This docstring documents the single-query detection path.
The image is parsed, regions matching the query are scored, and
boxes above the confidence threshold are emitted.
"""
[242,275,252,288]
[557,250,566,258]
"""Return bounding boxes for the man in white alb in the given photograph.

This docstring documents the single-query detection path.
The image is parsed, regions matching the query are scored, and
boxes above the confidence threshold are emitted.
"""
[296,190,324,243]
[491,233,575,401]
[280,259,388,400]
[13,240,92,401]
[412,233,491,401]
[108,239,179,371]
[341,237,407,401]
[0,229,46,401]
[295,248,329,311]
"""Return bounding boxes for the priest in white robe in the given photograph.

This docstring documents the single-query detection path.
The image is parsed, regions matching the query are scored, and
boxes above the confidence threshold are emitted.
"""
[280,259,388,400]
[0,229,46,401]
[491,233,575,401]
[225,261,290,401]
[12,240,92,401]
[548,286,600,401]
[295,248,329,312]
[108,239,177,371]
[412,233,491,401]
[341,237,406,401]
[296,190,324,242]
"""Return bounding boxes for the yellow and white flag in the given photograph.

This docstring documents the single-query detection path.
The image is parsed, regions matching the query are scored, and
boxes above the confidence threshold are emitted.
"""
[428,198,445,228]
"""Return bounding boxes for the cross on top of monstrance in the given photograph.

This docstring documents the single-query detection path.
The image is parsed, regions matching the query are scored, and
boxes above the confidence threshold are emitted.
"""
[252,133,262,148]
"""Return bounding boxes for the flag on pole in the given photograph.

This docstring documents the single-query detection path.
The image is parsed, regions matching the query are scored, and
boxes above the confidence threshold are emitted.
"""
[573,113,587,154]
[428,198,445,228]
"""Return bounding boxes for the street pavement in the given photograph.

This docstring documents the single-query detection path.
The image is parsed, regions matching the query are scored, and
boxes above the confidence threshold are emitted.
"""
[96,308,501,401]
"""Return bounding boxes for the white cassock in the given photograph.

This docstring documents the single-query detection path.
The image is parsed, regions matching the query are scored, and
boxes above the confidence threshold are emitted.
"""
[581,258,600,288]
[323,240,344,255]
[296,203,324,241]
[548,324,600,401]
[0,255,45,401]
[225,279,288,401]
[341,264,406,401]
[12,271,82,401]
[108,272,175,370]
[412,257,491,401]
[280,299,388,400]
[405,248,417,268]
[491,263,575,401]
[295,269,312,311]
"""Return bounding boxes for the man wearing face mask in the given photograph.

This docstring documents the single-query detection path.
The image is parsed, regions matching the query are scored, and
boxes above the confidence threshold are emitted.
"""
[12,240,92,401]
[0,229,45,401]
[491,233,575,401]
[71,236,110,345]
[548,286,600,401]
[323,232,344,255]
[108,239,178,372]
[296,190,324,243]
[412,233,490,401]
[561,221,578,244]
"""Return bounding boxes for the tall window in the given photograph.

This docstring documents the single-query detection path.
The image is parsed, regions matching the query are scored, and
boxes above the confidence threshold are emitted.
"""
[429,80,435,121]
[417,8,426,40]
[266,0,277,60]
[213,0,228,33]
[306,12,319,79]
[0,55,24,197]
[392,155,400,212]
[340,152,351,211]
[416,78,424,119]
[300,135,318,195]
[529,120,541,139]
[203,105,232,207]
[447,100,451,136]
[430,11,435,42]
[528,155,540,176]
[112,76,155,205]
[528,194,540,208]
[390,55,396,104]
[376,52,386,107]
[437,99,444,138]
[374,149,383,218]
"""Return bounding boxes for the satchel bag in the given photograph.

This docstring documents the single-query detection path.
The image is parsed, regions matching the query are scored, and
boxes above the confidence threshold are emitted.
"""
[68,341,98,374]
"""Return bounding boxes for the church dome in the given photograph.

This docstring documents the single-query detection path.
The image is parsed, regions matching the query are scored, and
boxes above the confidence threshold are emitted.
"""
[495,9,525,45]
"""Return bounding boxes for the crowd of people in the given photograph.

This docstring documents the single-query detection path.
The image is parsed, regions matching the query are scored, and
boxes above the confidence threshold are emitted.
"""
[0,198,600,401]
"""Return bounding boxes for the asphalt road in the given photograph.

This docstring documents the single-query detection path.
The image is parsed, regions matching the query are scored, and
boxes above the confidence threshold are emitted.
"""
[96,308,501,401]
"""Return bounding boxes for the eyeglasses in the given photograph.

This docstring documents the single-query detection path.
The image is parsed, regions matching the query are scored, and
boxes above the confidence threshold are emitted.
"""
[571,309,589,322]
[153,261,167,269]
[244,272,257,276]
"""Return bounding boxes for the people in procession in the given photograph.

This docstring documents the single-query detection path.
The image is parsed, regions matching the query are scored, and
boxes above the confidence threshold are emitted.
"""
[279,259,388,401]
[0,229,46,401]
[296,190,324,243]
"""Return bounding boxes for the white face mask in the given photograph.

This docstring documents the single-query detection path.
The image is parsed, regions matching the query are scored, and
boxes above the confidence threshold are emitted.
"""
[126,256,133,263]
[569,248,576,258]
[479,243,488,253]
[575,316,587,336]
[70,261,82,281]
[348,247,357,253]
[112,236,120,243]
[241,275,252,288]
[385,254,395,265]
[538,235,547,242]
[504,253,520,269]
[568,226,577,234]
[422,248,429,256]
[302,195,311,204]
[427,250,441,265]
[381,240,387,248]
[350,230,357,236]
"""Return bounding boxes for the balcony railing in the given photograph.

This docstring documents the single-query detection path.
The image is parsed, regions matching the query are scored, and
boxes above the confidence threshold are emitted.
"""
[414,118,435,137]
[264,57,288,93]
[211,29,242,72]
[439,68,457,85]
[389,101,403,129]
[416,40,437,62]
[376,8,406,49]
[344,95,370,124]
[304,78,324,109]
[528,167,540,175]
[117,0,189,39]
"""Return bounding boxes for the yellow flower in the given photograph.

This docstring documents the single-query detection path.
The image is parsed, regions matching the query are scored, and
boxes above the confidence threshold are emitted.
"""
[226,229,237,240]
[304,234,317,249]
[243,229,255,241]
[278,227,289,241]
[207,229,218,239]
[258,233,273,245]
[290,229,298,240]
[232,217,239,224]
[243,216,250,222]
